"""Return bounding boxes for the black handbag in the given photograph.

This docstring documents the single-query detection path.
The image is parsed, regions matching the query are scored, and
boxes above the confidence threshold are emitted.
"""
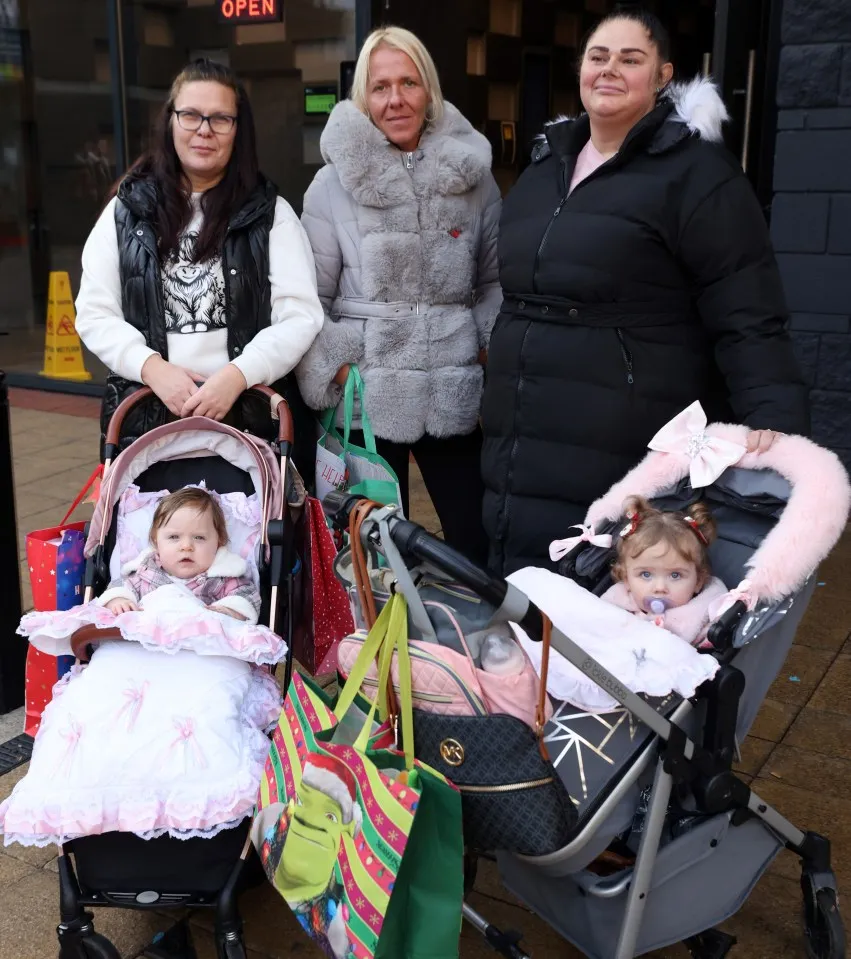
[341,502,576,856]
[410,616,577,856]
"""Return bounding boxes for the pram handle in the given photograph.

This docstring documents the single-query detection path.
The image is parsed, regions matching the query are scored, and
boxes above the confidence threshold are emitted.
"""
[68,623,122,663]
[104,384,294,455]
[322,491,546,641]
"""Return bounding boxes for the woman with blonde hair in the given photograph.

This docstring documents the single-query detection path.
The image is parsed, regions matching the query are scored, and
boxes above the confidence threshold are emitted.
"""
[296,26,501,563]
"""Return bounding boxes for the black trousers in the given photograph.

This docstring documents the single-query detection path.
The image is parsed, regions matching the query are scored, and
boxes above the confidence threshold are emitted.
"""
[350,428,489,567]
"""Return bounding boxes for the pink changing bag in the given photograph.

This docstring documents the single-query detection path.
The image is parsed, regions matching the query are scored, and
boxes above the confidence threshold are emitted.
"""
[337,600,551,729]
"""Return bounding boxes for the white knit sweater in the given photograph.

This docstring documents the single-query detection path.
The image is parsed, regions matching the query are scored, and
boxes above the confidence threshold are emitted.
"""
[75,193,324,388]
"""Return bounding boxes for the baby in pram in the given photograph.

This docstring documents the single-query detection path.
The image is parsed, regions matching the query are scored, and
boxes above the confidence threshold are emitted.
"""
[601,495,727,647]
[0,487,285,848]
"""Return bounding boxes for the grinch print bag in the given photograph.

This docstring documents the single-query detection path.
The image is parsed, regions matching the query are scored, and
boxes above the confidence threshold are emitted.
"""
[252,595,464,959]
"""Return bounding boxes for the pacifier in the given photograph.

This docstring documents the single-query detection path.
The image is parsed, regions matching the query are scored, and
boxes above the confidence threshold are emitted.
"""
[645,597,671,616]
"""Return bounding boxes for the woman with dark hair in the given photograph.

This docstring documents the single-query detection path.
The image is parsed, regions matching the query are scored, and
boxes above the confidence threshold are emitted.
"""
[76,59,323,453]
[481,8,809,575]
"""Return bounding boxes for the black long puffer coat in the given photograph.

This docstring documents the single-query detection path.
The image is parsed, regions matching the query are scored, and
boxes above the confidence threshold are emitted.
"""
[481,78,810,576]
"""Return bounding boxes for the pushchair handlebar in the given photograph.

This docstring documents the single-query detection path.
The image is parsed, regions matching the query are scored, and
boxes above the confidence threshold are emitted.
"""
[322,490,545,640]
[104,384,294,453]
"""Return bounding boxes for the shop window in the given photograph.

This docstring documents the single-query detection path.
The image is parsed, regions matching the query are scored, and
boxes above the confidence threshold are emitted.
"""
[94,39,111,84]
[555,12,580,49]
[295,39,348,82]
[489,0,520,38]
[467,35,485,77]
[143,10,175,47]
[488,82,517,122]
[235,21,287,43]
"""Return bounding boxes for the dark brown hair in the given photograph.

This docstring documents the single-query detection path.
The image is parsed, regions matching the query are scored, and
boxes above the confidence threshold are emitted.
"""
[149,488,229,547]
[131,58,260,264]
[612,495,716,586]
[580,6,672,63]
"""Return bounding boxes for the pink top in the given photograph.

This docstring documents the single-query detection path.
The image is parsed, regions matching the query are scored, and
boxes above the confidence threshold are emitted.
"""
[569,139,608,194]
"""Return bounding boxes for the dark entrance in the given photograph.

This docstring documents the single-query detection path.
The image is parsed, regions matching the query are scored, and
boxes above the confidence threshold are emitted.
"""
[371,0,779,203]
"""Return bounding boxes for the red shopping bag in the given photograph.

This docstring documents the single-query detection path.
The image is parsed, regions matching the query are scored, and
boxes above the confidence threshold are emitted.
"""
[24,465,101,736]
[291,496,355,677]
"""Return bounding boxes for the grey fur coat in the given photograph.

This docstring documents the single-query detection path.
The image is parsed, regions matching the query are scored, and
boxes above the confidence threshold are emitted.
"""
[295,99,502,444]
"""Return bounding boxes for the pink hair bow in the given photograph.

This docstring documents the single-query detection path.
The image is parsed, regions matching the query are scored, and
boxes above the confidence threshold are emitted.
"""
[549,524,613,562]
[648,401,746,489]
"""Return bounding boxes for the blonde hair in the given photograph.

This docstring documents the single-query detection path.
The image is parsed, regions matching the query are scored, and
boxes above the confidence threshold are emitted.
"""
[350,26,445,127]
[612,496,716,587]
[149,488,228,548]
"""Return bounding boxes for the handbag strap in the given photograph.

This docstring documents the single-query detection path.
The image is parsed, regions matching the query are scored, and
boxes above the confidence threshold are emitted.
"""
[342,365,377,454]
[536,614,554,760]
[336,593,415,770]
[60,464,104,527]
[349,498,379,628]
[348,498,400,720]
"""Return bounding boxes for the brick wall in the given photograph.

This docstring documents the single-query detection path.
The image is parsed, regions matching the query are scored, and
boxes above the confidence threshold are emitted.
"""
[770,0,851,470]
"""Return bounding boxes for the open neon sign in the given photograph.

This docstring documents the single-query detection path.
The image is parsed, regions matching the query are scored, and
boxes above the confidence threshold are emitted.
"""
[217,0,283,24]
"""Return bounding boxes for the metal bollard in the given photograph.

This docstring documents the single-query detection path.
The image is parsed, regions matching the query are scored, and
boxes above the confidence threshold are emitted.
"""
[0,371,25,714]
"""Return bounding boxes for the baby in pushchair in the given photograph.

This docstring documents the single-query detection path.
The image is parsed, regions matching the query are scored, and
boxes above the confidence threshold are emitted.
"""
[2,386,301,959]
[2,485,284,848]
[322,399,850,959]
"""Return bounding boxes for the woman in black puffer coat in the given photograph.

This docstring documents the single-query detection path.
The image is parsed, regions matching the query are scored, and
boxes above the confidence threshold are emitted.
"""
[481,9,809,575]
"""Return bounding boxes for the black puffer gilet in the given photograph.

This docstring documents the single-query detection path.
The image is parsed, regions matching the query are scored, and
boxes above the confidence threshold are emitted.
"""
[102,173,311,462]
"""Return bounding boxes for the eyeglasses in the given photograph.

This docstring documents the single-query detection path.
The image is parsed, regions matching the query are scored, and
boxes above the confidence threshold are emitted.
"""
[173,109,237,135]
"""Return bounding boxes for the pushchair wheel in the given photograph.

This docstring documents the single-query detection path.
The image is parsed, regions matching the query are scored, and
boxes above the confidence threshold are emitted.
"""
[80,936,122,959]
[57,931,122,959]
[803,875,846,959]
[216,936,247,959]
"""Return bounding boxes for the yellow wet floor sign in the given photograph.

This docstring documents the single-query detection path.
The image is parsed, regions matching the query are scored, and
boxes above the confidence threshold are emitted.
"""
[40,271,91,382]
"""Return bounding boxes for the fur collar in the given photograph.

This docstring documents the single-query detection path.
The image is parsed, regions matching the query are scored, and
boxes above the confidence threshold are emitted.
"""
[538,76,728,152]
[122,545,247,579]
[585,426,850,604]
[319,99,492,208]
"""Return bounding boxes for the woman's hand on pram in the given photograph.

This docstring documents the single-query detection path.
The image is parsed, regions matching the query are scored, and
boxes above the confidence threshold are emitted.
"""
[746,429,783,454]
[141,355,208,417]
[180,364,247,421]
[105,597,139,615]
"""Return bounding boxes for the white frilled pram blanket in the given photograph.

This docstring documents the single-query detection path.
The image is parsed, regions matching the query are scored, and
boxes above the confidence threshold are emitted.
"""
[0,585,285,847]
[507,568,720,713]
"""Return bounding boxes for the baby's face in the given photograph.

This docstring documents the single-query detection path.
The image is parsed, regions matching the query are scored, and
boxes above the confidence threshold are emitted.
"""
[154,506,220,579]
[624,542,700,611]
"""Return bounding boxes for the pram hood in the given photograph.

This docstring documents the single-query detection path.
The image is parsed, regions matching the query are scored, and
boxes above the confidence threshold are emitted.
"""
[86,418,284,561]
[581,402,850,606]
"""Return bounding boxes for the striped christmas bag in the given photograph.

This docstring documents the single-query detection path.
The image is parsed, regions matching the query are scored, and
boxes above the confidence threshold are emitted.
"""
[252,595,464,959]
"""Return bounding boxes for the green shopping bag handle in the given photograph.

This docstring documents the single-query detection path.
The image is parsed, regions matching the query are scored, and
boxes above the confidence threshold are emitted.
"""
[320,366,379,456]
[336,594,415,770]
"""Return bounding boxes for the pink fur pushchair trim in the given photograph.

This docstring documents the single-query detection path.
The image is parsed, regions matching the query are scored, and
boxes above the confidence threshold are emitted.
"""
[583,403,851,605]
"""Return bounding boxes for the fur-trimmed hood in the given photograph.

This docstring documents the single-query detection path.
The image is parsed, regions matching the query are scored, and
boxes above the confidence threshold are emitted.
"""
[537,76,729,161]
[319,99,493,207]
[121,545,247,579]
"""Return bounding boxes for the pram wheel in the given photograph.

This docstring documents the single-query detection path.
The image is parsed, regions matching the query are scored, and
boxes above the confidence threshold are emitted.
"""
[802,876,846,959]
[79,936,122,959]
[57,931,122,959]
[215,935,247,959]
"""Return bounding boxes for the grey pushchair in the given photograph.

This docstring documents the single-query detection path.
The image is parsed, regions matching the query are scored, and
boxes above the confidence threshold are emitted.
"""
[323,416,849,959]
